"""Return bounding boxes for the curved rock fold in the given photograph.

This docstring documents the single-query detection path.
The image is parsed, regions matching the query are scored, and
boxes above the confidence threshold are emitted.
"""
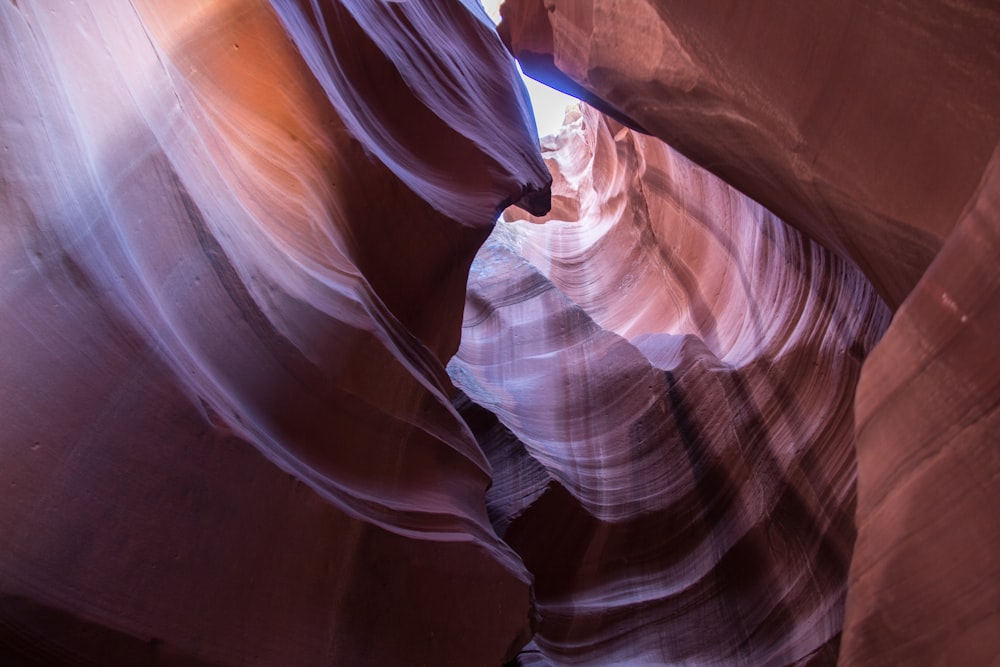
[2,0,998,665]
[1,1,546,664]
[451,107,889,665]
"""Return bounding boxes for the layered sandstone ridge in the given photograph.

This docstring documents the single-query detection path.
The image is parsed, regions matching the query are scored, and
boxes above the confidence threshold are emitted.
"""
[2,0,998,665]
[499,2,1000,665]
[499,0,1000,308]
[1,1,547,665]
[451,106,889,664]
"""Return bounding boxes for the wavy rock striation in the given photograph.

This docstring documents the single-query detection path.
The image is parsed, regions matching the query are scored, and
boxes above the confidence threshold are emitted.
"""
[3,0,998,664]
[499,0,1000,308]
[0,1,548,664]
[451,106,890,664]
[499,2,1000,664]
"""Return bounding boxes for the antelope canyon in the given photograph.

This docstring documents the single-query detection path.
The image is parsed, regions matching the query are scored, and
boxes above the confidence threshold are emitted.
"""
[1,1,997,666]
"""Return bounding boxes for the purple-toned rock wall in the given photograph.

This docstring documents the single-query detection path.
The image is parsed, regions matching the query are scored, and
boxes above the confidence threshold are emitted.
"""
[1,0,997,665]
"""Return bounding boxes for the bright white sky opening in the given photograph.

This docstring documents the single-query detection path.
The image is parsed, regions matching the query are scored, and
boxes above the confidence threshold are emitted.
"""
[480,0,579,138]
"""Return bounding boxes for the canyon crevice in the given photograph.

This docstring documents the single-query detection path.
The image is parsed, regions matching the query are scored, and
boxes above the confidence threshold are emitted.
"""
[1,1,997,665]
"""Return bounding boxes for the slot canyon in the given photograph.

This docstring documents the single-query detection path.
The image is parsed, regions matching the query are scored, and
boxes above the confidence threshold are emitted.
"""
[1,1,998,665]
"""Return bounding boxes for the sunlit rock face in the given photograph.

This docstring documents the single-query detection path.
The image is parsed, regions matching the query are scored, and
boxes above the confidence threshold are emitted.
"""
[498,0,1000,309]
[500,2,1000,665]
[450,106,890,665]
[0,1,548,664]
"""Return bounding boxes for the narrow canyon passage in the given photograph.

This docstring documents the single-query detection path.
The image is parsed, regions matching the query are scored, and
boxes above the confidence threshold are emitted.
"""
[1,1,998,666]
[451,105,889,664]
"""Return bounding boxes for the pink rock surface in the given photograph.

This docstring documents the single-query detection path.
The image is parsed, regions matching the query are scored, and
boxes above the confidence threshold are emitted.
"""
[843,146,1000,667]
[3,0,998,664]
[499,0,1000,308]
[450,106,889,664]
[0,1,547,664]
[496,2,1000,664]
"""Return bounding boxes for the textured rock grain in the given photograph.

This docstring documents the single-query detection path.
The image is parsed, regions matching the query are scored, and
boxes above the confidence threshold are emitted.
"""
[499,0,1000,307]
[451,106,890,665]
[3,0,998,664]
[498,2,1000,663]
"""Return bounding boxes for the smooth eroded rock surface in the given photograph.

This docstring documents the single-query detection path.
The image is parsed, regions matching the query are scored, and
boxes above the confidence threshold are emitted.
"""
[3,0,998,664]
[450,106,890,665]
[843,146,1000,667]
[498,2,1000,664]
[499,0,1000,307]
[0,1,548,664]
